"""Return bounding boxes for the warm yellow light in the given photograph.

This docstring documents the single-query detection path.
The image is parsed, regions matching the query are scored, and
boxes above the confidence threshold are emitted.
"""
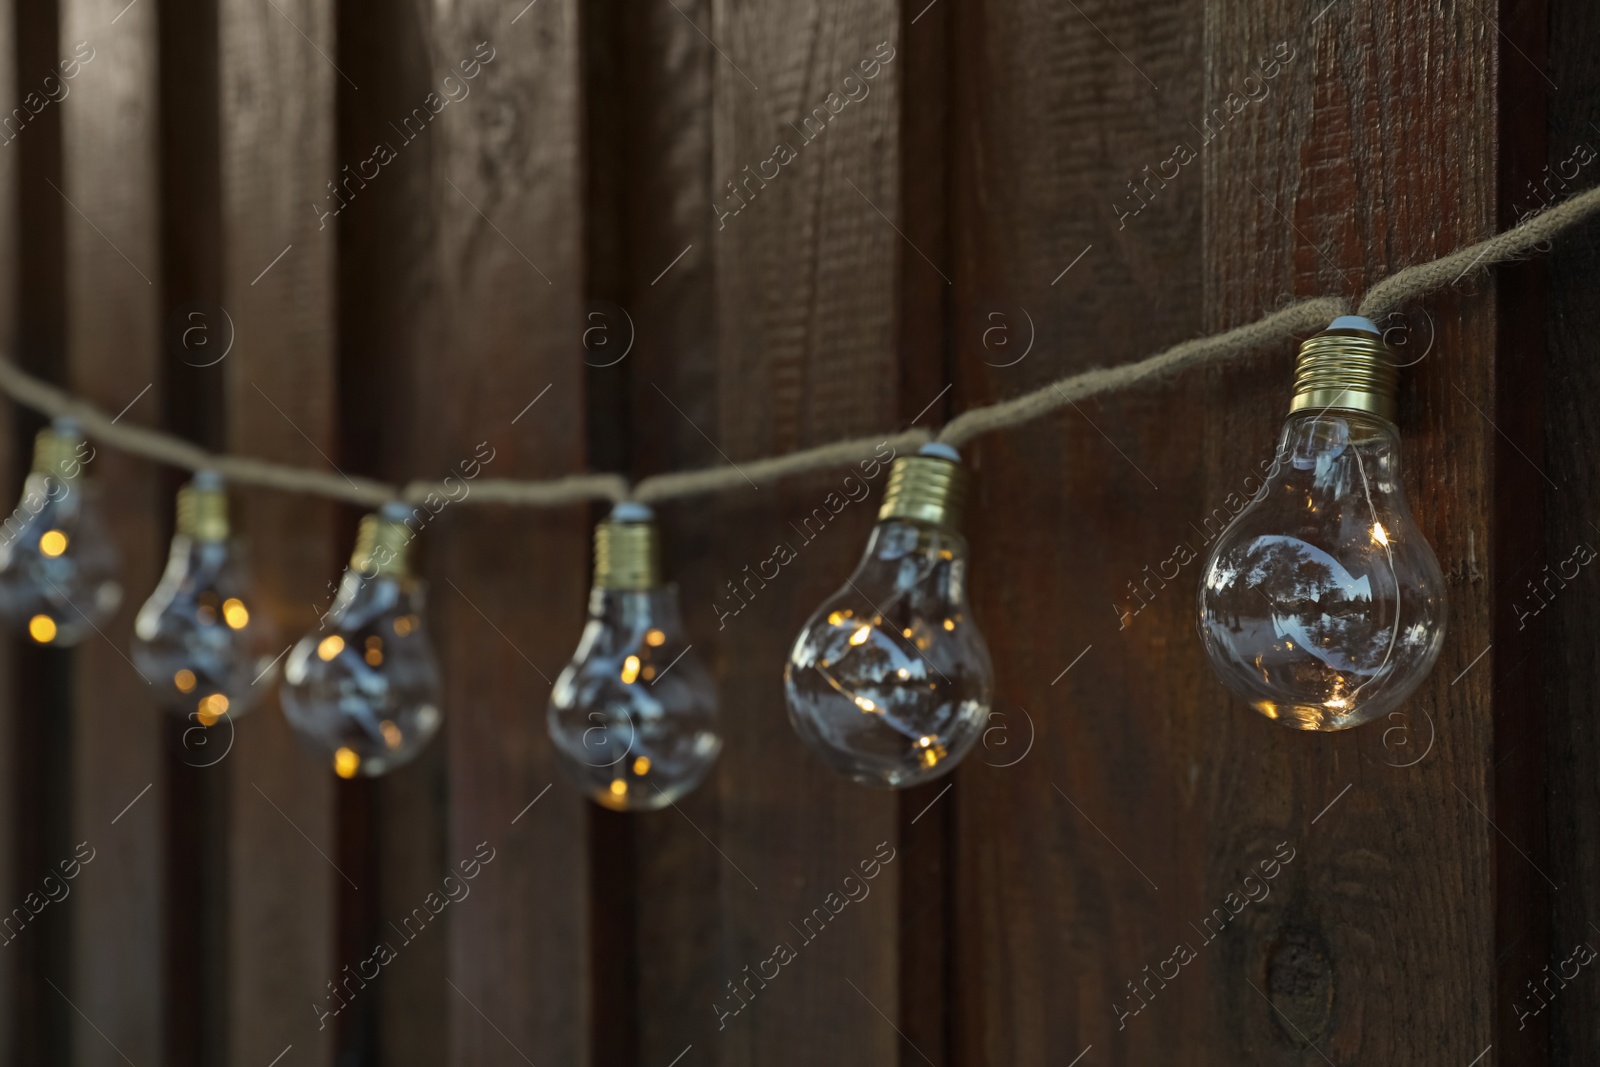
[943,618,955,631]
[174,669,197,693]
[621,655,641,683]
[38,530,67,557]
[897,668,910,680]
[380,720,402,750]
[641,666,656,681]
[609,779,628,798]
[27,615,56,643]
[333,747,360,778]
[222,598,250,629]
[902,627,914,638]
[828,611,844,626]
[317,635,345,661]
[365,648,383,666]
[856,697,877,713]
[645,629,666,647]
[196,693,229,726]
[849,626,871,646]
[632,756,651,776]
[1371,522,1390,546]
[392,614,414,637]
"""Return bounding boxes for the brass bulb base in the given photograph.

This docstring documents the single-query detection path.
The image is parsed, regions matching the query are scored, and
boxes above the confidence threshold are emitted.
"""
[32,422,83,481]
[878,452,968,531]
[351,508,415,579]
[176,480,230,542]
[1289,327,1399,423]
[594,517,661,590]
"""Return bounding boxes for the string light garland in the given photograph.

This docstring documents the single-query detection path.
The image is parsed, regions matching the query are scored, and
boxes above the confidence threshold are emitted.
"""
[0,184,1590,508]
[0,187,1593,791]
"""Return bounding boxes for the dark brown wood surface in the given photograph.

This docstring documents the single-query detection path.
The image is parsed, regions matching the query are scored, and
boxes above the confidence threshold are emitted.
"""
[1202,4,1499,1062]
[429,3,592,1065]
[0,0,1596,1063]
[1544,0,1600,1062]
[0,0,17,1055]
[220,0,338,1061]
[60,0,166,1062]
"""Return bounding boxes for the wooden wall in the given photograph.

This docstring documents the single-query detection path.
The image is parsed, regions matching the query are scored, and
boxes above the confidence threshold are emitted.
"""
[0,0,1596,1062]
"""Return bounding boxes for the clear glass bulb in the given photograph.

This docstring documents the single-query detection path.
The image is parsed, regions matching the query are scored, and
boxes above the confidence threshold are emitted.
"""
[548,505,720,811]
[283,504,442,778]
[132,473,277,726]
[1198,321,1447,730]
[785,445,993,789]
[0,418,121,647]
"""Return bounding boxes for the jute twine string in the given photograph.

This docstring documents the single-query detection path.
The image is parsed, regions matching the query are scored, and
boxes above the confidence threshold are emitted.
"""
[2,183,1595,510]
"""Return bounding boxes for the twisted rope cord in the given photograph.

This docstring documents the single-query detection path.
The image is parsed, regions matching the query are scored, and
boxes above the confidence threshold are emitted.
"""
[2,183,1595,509]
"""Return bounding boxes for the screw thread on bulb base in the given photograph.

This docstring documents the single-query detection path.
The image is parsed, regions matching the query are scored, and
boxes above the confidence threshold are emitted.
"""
[878,454,968,531]
[351,509,414,579]
[594,518,661,590]
[31,423,83,481]
[1290,327,1399,422]
[176,481,230,541]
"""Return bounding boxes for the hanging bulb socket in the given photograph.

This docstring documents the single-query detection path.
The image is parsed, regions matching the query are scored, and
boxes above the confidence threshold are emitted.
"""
[1289,316,1399,423]
[32,417,84,481]
[878,443,968,532]
[351,503,416,579]
[594,503,661,590]
[176,471,230,542]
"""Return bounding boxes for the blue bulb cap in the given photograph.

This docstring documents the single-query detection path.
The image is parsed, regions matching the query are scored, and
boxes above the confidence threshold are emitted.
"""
[1328,315,1381,335]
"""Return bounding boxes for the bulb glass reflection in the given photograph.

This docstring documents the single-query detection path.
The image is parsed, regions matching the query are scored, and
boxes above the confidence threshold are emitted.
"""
[133,473,276,726]
[548,504,720,811]
[786,445,992,788]
[283,503,442,777]
[1198,318,1446,730]
[0,418,120,646]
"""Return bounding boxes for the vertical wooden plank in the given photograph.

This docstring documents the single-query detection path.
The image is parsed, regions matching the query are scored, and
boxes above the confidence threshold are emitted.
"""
[706,1,905,1064]
[59,0,165,1061]
[1542,0,1599,1061]
[0,0,18,1052]
[220,0,338,1060]
[1199,2,1497,1062]
[429,4,591,1065]
[947,0,1206,1061]
[11,0,72,1058]
[581,0,718,1062]
[333,0,447,1060]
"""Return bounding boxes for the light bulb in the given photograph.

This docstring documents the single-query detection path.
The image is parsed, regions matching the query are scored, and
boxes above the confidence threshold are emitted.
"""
[132,472,276,726]
[0,417,121,646]
[548,503,720,811]
[785,443,993,789]
[1197,316,1447,730]
[283,503,442,778]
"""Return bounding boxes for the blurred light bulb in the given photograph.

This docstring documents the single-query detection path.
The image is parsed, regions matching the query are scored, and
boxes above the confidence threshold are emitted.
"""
[1198,317,1447,730]
[785,444,993,788]
[283,503,442,777]
[132,472,277,725]
[548,503,720,811]
[0,418,120,646]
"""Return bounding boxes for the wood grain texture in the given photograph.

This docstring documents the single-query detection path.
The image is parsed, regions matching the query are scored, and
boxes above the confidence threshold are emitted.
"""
[1200,2,1497,1062]
[332,0,447,1059]
[705,1,906,1064]
[583,0,722,1061]
[219,0,338,1060]
[0,0,18,1053]
[947,0,1207,1060]
[1542,0,1600,1061]
[426,3,591,1065]
[59,0,165,1062]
